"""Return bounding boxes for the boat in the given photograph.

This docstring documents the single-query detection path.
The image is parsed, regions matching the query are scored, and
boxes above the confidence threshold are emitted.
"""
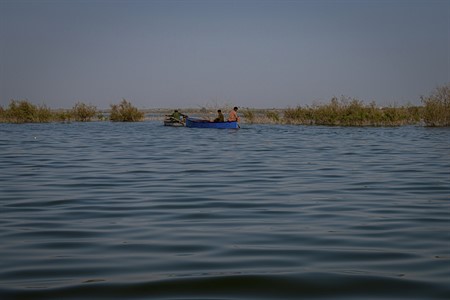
[185,117,239,129]
[163,118,185,127]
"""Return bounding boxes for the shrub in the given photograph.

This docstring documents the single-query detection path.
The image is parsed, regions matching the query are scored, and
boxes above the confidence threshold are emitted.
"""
[54,110,72,122]
[0,100,57,123]
[5,100,38,123]
[421,84,450,127]
[110,99,144,122]
[407,105,422,123]
[0,106,6,122]
[35,104,53,122]
[284,106,311,124]
[71,102,97,122]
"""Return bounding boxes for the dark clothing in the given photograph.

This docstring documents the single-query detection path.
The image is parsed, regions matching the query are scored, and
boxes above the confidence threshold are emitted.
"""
[214,111,224,122]
[171,111,181,121]
[169,111,187,122]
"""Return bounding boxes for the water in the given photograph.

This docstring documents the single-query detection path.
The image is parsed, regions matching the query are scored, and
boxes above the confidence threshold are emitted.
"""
[0,122,449,300]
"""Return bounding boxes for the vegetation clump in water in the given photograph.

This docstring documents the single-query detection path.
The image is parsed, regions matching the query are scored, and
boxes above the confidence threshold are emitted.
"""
[421,84,450,127]
[241,84,448,127]
[109,99,144,122]
[281,97,421,126]
[71,102,98,122]
[0,99,144,123]
[0,100,52,123]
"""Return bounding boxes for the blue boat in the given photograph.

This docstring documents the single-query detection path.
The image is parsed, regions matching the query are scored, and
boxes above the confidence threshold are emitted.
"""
[185,118,239,129]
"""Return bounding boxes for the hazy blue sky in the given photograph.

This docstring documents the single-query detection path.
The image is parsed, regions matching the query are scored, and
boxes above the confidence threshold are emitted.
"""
[1,0,449,109]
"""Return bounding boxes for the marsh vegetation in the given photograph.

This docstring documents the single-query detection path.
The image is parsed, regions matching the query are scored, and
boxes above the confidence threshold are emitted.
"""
[420,84,450,127]
[1,84,448,126]
[246,97,422,126]
[0,99,143,123]
[242,84,448,127]
[109,99,145,122]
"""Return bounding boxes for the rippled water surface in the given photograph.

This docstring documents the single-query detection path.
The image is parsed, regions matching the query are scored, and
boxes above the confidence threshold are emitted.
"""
[0,122,449,299]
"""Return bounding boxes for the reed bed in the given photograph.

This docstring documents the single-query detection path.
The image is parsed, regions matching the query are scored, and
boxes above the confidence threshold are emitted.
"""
[281,97,421,126]
[420,84,450,127]
[0,100,53,123]
[1,84,448,126]
[71,102,98,122]
[109,99,144,122]
[241,84,448,127]
[240,104,422,126]
[0,99,143,123]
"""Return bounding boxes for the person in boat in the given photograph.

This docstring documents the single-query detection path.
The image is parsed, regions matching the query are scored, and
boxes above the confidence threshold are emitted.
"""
[213,109,224,122]
[168,110,187,123]
[227,107,240,122]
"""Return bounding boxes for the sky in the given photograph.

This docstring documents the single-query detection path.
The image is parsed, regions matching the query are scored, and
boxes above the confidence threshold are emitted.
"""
[0,0,449,109]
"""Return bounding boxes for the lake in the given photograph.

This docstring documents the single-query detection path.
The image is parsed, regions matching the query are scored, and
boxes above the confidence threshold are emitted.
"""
[0,122,449,299]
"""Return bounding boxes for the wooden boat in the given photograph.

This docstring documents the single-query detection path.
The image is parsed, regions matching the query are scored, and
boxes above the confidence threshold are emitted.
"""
[185,117,239,129]
[163,118,185,127]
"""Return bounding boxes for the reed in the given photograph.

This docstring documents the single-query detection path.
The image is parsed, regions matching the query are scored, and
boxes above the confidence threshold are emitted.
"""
[54,110,73,123]
[35,104,53,123]
[265,110,280,123]
[109,99,144,122]
[0,100,54,123]
[421,84,450,127]
[71,102,98,122]
[241,109,255,123]
[283,96,421,126]
[5,100,37,123]
[238,109,282,124]
[0,99,144,123]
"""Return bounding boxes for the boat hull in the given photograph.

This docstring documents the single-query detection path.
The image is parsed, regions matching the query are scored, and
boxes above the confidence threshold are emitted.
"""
[164,119,185,127]
[186,118,239,129]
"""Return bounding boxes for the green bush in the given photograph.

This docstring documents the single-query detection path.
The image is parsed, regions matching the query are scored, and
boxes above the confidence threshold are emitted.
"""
[54,110,73,122]
[110,99,144,122]
[71,102,97,122]
[0,100,55,123]
[0,106,5,121]
[421,84,450,127]
[0,100,56,123]
[407,106,422,123]
[35,104,53,122]
[7,100,37,123]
